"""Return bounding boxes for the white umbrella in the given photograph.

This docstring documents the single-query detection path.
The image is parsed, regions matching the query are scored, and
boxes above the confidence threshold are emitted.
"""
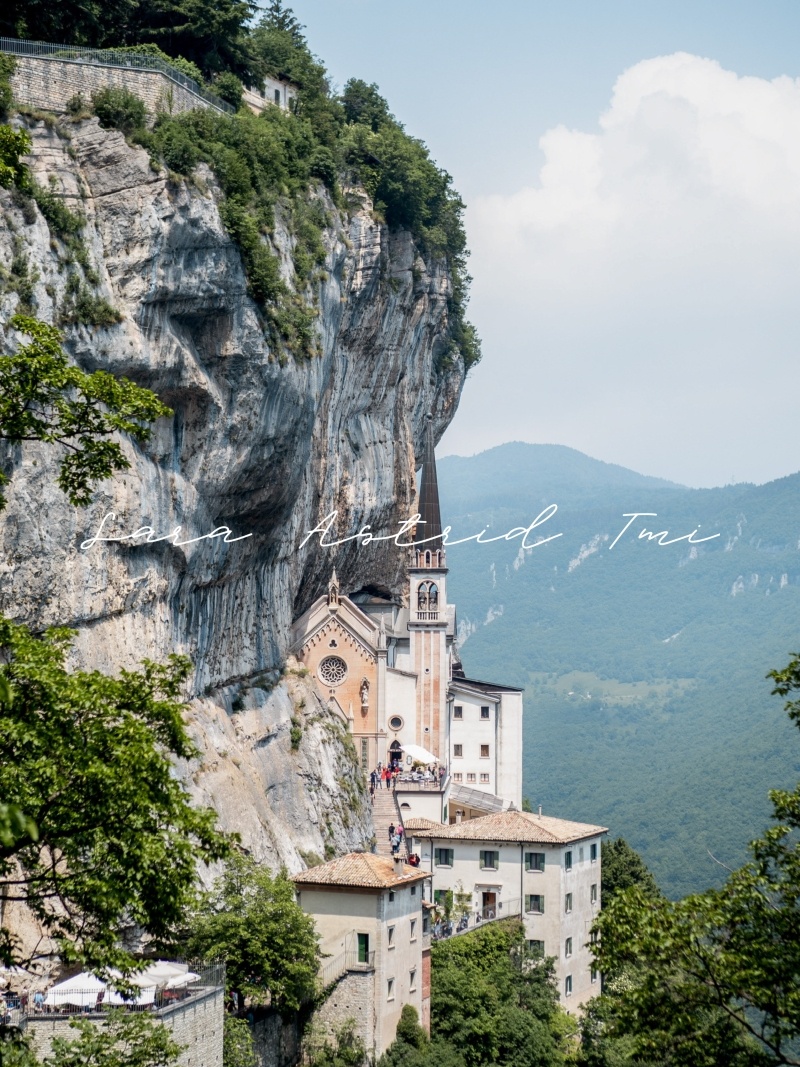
[44,973,105,1008]
[106,985,156,1007]
[403,744,439,764]
[165,971,199,989]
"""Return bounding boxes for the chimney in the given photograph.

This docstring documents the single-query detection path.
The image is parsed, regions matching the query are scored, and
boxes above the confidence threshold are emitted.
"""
[393,856,404,875]
[538,805,542,817]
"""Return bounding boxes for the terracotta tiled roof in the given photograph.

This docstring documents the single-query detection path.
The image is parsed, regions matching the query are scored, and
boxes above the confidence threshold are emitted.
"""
[405,810,608,845]
[291,852,430,889]
[403,818,442,832]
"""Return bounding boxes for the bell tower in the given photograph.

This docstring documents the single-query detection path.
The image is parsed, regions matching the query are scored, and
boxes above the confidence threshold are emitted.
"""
[408,414,449,758]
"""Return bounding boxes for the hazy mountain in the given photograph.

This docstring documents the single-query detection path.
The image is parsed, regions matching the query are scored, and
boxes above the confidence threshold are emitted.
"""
[439,444,800,898]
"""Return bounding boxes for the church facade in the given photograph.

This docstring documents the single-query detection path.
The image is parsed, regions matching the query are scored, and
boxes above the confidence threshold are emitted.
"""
[291,416,523,819]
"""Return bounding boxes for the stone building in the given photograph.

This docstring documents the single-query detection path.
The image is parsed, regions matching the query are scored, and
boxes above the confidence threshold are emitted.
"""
[292,853,431,1058]
[290,415,523,819]
[406,810,607,1010]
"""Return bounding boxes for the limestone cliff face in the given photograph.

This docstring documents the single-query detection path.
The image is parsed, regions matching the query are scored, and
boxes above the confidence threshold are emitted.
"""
[0,115,465,866]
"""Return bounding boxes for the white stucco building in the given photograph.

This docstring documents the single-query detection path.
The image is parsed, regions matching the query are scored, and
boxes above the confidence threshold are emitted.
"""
[292,853,431,1057]
[243,74,298,114]
[406,810,607,1010]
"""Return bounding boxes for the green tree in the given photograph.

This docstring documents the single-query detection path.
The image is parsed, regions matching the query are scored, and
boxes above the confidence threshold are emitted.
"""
[0,622,228,973]
[223,1015,256,1067]
[180,852,319,1013]
[0,0,138,48]
[600,838,661,904]
[0,127,31,192]
[430,921,565,1067]
[0,315,171,510]
[44,1009,181,1067]
[341,79,393,132]
[129,0,260,82]
[591,655,800,1066]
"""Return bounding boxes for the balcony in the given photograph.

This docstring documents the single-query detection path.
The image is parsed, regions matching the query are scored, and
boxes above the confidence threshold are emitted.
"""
[414,611,439,622]
[431,898,522,942]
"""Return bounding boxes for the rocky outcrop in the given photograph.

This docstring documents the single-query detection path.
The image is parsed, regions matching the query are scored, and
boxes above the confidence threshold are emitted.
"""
[0,115,464,864]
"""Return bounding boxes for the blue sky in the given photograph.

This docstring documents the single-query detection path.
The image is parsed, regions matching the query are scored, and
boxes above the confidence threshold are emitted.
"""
[285,2,800,487]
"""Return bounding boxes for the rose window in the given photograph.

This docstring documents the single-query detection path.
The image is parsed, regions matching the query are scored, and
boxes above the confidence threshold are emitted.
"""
[318,655,348,686]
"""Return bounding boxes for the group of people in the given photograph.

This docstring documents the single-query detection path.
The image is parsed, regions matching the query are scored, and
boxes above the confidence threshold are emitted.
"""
[370,765,399,793]
[368,760,447,800]
[388,821,404,855]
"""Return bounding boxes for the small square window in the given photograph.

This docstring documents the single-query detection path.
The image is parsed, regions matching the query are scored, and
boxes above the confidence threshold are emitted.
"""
[410,919,417,941]
[434,848,454,867]
[590,842,598,862]
[480,772,490,783]
[565,975,572,997]
[387,978,395,1000]
[525,894,544,913]
[480,850,499,870]
[480,706,490,719]
[565,937,573,958]
[525,852,545,872]
[410,969,417,991]
[454,705,463,719]
[591,883,598,904]
[467,773,476,783]
[528,939,545,956]
[453,773,463,783]
[564,850,573,871]
[411,885,416,896]
[565,893,573,914]
[389,890,395,902]
[388,926,395,947]
[453,744,463,758]
[480,744,490,758]
[274,88,281,105]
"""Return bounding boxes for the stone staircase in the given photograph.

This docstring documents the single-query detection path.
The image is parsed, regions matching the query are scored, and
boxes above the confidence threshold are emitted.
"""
[372,787,408,859]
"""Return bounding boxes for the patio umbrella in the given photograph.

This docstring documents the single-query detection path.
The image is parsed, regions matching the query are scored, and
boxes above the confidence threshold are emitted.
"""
[403,744,439,763]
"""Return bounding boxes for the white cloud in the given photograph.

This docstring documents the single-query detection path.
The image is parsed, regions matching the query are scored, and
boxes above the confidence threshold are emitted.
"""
[445,54,800,487]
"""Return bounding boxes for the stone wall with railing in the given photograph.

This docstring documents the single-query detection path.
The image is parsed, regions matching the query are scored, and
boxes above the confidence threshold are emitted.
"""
[2,37,232,118]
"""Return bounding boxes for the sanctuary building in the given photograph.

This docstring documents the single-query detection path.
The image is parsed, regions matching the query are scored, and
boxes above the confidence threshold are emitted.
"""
[290,415,523,820]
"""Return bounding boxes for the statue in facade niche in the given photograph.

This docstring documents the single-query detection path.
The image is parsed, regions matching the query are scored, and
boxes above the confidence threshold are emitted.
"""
[360,679,369,711]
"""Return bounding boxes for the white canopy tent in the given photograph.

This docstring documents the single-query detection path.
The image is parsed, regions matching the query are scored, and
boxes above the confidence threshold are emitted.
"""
[43,962,199,1009]
[403,744,439,764]
[44,973,105,1009]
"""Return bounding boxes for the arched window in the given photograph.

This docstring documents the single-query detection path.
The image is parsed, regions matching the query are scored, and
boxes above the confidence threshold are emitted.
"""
[417,583,429,610]
[428,583,439,608]
[425,550,431,566]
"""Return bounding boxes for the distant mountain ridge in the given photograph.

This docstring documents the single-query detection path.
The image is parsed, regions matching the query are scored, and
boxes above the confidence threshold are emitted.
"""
[438,443,800,899]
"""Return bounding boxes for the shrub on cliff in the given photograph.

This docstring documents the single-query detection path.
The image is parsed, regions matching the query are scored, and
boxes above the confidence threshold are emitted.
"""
[91,86,147,134]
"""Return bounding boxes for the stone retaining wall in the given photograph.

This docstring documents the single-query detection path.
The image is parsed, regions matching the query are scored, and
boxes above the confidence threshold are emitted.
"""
[10,54,223,116]
[24,988,224,1067]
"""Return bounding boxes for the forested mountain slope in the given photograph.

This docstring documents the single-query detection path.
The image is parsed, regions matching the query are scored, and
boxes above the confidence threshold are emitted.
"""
[440,443,800,898]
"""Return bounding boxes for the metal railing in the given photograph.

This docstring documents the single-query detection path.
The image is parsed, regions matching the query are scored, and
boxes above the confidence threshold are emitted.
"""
[318,949,375,988]
[0,36,234,114]
[12,962,225,1021]
[431,898,522,942]
[395,775,448,791]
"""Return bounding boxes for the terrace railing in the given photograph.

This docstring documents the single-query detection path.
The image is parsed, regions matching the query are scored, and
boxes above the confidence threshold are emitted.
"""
[0,37,234,114]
